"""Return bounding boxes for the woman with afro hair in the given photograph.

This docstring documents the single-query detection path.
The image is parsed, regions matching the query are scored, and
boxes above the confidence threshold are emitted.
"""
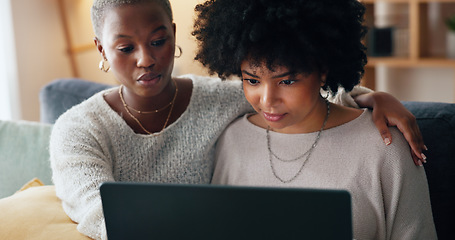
[193,0,437,239]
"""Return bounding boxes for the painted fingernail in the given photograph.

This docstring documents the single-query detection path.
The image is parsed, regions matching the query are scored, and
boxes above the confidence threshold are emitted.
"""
[418,160,423,166]
[421,153,427,163]
[424,145,429,151]
[384,138,391,146]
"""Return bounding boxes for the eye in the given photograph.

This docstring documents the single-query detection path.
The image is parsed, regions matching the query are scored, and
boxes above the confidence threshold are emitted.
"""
[118,46,134,53]
[280,80,297,85]
[151,39,166,47]
[243,78,260,86]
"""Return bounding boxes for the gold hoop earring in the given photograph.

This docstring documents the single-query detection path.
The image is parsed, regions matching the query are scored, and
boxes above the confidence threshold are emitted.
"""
[99,58,110,72]
[174,45,182,58]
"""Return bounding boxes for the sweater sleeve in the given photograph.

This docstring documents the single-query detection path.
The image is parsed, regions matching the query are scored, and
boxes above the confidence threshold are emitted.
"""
[328,85,373,108]
[50,108,114,240]
[379,129,437,240]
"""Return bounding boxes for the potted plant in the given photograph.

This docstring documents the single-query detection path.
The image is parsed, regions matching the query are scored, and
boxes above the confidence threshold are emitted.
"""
[445,15,455,59]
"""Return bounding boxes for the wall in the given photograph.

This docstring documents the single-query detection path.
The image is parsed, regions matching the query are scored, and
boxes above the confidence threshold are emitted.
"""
[11,0,74,121]
[377,67,454,103]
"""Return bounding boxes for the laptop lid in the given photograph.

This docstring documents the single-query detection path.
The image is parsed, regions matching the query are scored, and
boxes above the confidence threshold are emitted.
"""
[100,182,352,240]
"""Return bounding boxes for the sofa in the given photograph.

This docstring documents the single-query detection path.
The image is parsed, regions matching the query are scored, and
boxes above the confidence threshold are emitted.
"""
[0,78,454,239]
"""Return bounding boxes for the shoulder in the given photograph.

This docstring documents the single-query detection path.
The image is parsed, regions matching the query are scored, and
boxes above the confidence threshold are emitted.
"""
[325,103,363,129]
[56,89,113,120]
[349,110,412,165]
[181,74,243,97]
[51,90,118,139]
[181,74,251,115]
[219,114,259,144]
[329,109,407,154]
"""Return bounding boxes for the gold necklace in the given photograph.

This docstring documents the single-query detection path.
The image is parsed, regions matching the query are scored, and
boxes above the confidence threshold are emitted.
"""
[118,80,178,134]
[125,98,173,114]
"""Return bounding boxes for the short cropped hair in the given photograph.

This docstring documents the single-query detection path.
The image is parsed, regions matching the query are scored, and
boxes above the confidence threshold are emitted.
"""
[192,0,368,93]
[91,0,173,41]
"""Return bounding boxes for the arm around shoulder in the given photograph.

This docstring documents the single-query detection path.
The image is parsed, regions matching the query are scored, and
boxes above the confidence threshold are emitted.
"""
[327,85,373,108]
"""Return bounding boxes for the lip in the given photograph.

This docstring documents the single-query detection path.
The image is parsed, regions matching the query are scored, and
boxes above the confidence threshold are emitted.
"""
[137,72,161,86]
[262,112,286,122]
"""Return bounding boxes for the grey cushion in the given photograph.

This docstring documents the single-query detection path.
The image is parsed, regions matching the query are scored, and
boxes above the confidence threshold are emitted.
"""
[403,101,455,240]
[39,79,113,124]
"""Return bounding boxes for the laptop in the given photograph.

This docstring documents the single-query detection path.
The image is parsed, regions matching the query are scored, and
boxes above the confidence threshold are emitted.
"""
[100,182,352,240]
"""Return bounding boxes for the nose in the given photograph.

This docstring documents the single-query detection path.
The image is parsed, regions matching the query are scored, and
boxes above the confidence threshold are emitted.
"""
[261,84,279,109]
[136,46,155,68]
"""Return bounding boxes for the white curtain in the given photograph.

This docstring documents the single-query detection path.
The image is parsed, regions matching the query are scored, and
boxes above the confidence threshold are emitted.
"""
[0,0,20,120]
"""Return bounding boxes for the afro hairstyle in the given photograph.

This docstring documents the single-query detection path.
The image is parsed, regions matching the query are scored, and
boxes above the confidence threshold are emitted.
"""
[192,0,368,93]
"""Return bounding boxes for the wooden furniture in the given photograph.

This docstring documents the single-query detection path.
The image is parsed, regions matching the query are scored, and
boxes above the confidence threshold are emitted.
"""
[57,0,96,78]
[361,0,455,97]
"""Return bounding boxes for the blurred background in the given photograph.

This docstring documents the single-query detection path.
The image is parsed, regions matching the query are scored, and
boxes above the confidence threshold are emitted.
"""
[1,0,454,122]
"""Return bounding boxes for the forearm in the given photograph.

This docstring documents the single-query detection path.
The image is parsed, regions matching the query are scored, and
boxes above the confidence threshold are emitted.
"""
[353,91,396,109]
[50,125,113,240]
[51,153,112,240]
[328,85,373,108]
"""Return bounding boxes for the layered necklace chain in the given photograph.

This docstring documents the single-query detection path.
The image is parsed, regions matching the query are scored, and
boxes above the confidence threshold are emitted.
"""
[118,80,178,134]
[266,100,330,183]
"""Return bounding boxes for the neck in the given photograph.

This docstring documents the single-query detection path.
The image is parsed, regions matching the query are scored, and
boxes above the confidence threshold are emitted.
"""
[274,98,330,134]
[121,79,177,112]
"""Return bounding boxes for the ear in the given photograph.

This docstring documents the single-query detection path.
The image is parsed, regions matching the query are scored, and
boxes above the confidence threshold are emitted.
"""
[320,72,328,87]
[94,37,106,59]
[172,23,176,37]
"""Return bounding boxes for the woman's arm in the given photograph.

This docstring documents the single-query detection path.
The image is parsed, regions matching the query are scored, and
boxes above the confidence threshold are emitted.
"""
[50,116,112,240]
[354,91,427,166]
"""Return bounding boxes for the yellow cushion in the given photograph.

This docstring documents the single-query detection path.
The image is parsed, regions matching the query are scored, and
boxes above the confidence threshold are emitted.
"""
[0,178,90,240]
[17,177,46,192]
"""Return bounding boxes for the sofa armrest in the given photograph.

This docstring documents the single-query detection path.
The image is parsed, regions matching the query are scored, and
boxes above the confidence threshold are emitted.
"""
[0,120,53,198]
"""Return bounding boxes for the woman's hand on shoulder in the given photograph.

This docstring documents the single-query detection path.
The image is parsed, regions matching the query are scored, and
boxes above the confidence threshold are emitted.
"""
[354,91,427,166]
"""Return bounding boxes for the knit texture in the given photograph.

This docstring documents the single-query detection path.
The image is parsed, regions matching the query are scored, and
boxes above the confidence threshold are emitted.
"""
[49,74,369,240]
[50,75,251,240]
[212,110,437,240]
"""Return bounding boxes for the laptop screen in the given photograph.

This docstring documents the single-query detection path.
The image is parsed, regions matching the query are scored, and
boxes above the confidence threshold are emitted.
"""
[100,182,352,240]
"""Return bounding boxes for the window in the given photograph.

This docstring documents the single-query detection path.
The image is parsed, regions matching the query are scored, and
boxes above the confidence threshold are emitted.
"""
[0,0,20,120]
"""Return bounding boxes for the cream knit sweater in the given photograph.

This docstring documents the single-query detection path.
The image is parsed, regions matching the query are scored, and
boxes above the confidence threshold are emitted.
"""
[50,75,252,239]
[50,74,370,240]
[212,110,437,240]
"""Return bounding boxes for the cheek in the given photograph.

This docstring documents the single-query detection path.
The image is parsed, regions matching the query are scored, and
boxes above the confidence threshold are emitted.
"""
[109,56,129,77]
[157,45,175,68]
[104,49,124,68]
[288,88,319,108]
[243,83,259,107]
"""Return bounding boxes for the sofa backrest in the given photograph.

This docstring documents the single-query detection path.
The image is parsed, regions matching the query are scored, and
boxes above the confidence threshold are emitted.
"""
[39,78,113,124]
[403,101,455,240]
[0,120,53,198]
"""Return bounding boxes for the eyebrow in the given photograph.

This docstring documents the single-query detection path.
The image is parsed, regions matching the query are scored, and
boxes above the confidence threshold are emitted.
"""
[242,70,294,79]
[114,25,168,40]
